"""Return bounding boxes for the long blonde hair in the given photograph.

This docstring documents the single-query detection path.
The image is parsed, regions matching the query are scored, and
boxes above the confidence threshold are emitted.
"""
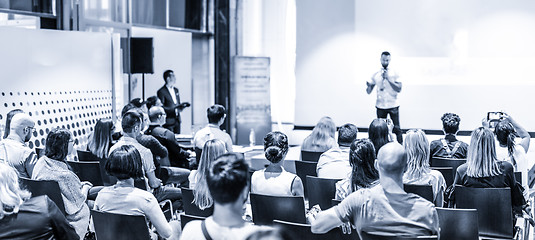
[305,117,336,148]
[193,139,226,209]
[466,127,502,177]
[403,129,430,180]
[0,162,31,220]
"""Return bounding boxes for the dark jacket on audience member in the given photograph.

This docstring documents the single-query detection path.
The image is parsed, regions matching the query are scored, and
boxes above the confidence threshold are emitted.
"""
[146,125,190,169]
[0,195,78,240]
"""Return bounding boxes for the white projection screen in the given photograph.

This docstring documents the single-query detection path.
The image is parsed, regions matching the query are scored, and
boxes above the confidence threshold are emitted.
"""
[295,0,535,132]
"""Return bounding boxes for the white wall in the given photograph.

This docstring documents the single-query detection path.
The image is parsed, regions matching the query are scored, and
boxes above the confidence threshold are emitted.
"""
[131,27,193,133]
[295,0,535,131]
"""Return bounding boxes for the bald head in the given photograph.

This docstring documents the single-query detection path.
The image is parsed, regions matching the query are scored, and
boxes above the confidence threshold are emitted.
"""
[376,142,407,176]
[9,113,34,142]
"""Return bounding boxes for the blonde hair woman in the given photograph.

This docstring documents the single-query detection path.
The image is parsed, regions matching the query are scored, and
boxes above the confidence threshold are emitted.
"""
[189,139,226,209]
[0,162,78,239]
[301,116,337,152]
[454,127,525,214]
[403,129,446,206]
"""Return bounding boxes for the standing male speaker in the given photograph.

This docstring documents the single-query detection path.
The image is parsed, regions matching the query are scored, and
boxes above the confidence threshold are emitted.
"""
[157,70,190,134]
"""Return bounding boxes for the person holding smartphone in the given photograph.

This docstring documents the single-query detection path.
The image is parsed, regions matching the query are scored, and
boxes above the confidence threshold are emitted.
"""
[366,51,403,143]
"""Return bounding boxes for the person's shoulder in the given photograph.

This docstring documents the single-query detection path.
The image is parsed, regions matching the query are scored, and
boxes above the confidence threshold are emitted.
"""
[499,160,514,171]
[156,86,166,93]
[180,220,204,240]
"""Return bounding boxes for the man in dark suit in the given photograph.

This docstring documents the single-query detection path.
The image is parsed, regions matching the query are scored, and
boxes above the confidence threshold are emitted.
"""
[157,70,189,133]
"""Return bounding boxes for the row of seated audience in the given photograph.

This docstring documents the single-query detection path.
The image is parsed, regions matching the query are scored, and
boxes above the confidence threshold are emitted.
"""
[0,100,531,239]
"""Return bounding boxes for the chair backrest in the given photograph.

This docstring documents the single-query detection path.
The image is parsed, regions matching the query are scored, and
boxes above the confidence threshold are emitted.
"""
[301,150,324,162]
[181,188,214,217]
[273,220,353,240]
[195,147,202,165]
[180,214,206,230]
[306,176,341,210]
[430,157,465,175]
[77,150,116,186]
[454,186,513,238]
[250,193,306,225]
[77,150,102,161]
[295,160,317,197]
[436,207,479,240]
[430,167,453,187]
[91,210,151,240]
[19,178,66,216]
[66,160,104,186]
[403,184,434,203]
[35,147,45,158]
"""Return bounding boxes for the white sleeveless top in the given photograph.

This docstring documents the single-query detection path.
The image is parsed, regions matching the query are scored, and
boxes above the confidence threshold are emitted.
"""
[251,168,298,196]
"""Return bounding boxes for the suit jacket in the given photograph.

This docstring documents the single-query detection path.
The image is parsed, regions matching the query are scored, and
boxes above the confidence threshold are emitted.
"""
[146,125,190,168]
[157,85,181,126]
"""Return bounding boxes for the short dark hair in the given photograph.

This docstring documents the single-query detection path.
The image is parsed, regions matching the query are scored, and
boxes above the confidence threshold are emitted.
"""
[146,96,160,110]
[129,98,146,109]
[121,103,137,117]
[45,128,72,161]
[441,113,460,134]
[106,145,144,180]
[264,131,289,163]
[207,105,226,124]
[163,70,173,82]
[122,111,142,133]
[338,123,358,146]
[207,153,249,204]
[381,51,391,56]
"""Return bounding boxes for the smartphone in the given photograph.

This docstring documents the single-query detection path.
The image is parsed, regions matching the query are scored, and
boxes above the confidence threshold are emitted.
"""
[487,112,503,129]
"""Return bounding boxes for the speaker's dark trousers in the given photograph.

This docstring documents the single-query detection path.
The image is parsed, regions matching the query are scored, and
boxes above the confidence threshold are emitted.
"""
[376,106,402,144]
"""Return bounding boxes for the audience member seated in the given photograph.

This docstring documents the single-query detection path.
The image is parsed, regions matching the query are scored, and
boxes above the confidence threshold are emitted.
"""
[87,119,114,160]
[94,145,178,239]
[368,118,392,155]
[454,127,526,215]
[429,113,468,159]
[108,111,183,211]
[316,123,358,179]
[32,128,93,238]
[312,142,439,238]
[147,106,190,168]
[181,153,270,239]
[301,116,337,152]
[193,104,233,153]
[2,108,23,139]
[189,139,226,210]
[335,138,379,200]
[0,162,78,240]
[403,129,446,207]
[146,95,163,111]
[0,113,38,178]
[493,113,530,192]
[251,132,304,197]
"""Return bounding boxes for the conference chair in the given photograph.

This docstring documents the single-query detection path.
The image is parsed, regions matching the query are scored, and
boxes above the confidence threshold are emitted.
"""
[194,147,202,166]
[403,184,434,203]
[180,214,206,230]
[436,207,479,240]
[306,176,341,210]
[77,150,116,186]
[91,210,151,240]
[181,188,214,217]
[67,160,104,186]
[273,220,357,240]
[35,147,45,158]
[514,172,522,185]
[19,178,66,216]
[295,160,317,197]
[430,166,453,187]
[250,193,306,225]
[430,157,465,176]
[301,150,324,162]
[454,186,514,239]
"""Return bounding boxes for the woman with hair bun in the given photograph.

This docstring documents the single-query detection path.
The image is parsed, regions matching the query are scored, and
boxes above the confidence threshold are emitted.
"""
[251,132,304,196]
